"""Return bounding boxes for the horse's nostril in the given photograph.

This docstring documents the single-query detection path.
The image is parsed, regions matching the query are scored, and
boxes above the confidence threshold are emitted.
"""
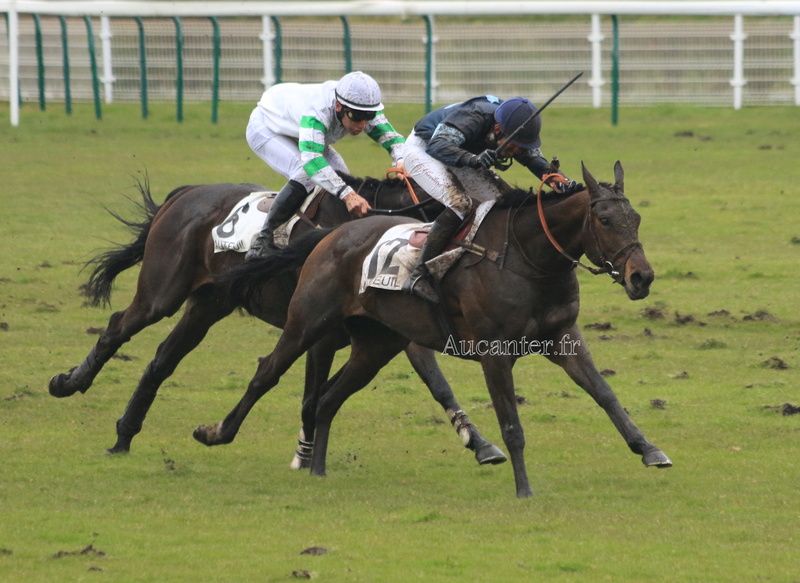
[630,270,654,288]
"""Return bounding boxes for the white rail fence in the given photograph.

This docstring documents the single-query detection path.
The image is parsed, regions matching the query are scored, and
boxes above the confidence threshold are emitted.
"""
[3,1,800,126]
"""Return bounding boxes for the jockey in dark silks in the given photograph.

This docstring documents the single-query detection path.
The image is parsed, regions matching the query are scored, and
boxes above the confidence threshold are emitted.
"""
[402,95,582,303]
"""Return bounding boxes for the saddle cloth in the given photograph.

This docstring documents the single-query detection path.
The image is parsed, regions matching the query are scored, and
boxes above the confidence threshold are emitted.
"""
[358,199,496,294]
[211,187,324,253]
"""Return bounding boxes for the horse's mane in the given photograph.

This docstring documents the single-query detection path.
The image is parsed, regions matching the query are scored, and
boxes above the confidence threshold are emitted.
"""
[493,184,580,209]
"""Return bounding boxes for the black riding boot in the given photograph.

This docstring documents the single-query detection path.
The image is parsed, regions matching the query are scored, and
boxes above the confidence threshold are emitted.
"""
[402,208,463,303]
[245,180,309,261]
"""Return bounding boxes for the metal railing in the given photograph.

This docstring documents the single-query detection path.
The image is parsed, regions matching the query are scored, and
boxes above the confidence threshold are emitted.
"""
[3,1,800,126]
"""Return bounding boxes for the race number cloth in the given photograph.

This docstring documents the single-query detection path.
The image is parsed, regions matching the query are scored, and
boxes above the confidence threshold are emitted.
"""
[358,199,495,294]
[211,188,320,253]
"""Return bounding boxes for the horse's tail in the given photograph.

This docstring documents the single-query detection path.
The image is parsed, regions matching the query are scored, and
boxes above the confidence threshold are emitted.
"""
[215,227,334,303]
[80,176,175,307]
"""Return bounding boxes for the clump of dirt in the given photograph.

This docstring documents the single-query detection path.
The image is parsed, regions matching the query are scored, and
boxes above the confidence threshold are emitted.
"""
[300,547,328,556]
[52,544,105,559]
[650,399,667,410]
[743,310,779,322]
[112,353,135,361]
[762,356,788,370]
[764,403,800,416]
[0,322,9,331]
[641,306,664,320]
[707,310,731,317]
[600,369,616,377]
[674,312,705,326]
[0,549,12,556]
[86,326,104,335]
[671,371,689,380]
[292,569,312,579]
[585,322,614,331]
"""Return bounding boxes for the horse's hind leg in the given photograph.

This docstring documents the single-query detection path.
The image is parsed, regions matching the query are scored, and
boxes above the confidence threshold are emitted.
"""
[291,331,349,470]
[310,318,408,478]
[49,296,165,398]
[545,325,672,469]
[193,322,317,447]
[403,342,507,465]
[108,288,236,454]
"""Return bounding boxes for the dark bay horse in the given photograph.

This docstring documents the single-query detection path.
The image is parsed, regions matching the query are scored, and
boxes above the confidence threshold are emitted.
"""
[193,162,672,498]
[49,172,505,466]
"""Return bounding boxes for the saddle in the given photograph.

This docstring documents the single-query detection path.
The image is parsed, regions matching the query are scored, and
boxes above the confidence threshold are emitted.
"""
[407,208,476,250]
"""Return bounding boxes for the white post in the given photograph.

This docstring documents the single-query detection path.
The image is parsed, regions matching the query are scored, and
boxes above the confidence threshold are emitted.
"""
[730,14,747,110]
[588,13,605,108]
[9,2,19,126]
[260,15,274,90]
[791,15,800,106]
[100,16,115,103]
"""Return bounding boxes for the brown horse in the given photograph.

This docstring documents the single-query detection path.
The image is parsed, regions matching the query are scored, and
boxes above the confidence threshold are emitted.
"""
[193,161,672,498]
[49,172,505,466]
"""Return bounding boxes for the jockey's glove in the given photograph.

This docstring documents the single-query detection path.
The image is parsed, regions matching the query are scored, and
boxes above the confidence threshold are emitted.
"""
[550,178,584,195]
[469,149,498,169]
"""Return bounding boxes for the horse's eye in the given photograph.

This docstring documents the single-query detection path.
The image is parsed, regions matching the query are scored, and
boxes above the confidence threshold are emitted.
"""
[599,217,610,226]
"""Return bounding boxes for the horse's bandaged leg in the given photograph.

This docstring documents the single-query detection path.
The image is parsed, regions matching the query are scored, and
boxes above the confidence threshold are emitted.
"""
[448,409,474,447]
[290,428,315,470]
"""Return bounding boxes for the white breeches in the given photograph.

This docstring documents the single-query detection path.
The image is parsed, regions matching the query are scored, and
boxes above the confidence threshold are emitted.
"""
[404,131,507,219]
[246,108,349,192]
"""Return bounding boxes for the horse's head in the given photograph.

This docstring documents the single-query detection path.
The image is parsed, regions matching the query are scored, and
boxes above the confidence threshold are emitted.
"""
[581,161,654,300]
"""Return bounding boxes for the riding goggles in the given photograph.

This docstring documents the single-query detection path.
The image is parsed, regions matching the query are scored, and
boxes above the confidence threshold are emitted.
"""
[342,108,377,122]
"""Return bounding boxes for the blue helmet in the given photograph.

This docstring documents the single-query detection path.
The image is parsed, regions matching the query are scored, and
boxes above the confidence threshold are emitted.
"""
[494,97,541,149]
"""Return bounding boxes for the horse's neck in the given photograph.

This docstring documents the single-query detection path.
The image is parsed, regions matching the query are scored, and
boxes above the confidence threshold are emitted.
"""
[502,192,590,273]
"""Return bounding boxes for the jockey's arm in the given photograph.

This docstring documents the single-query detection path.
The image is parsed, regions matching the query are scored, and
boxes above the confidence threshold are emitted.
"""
[366,113,406,166]
[425,124,480,168]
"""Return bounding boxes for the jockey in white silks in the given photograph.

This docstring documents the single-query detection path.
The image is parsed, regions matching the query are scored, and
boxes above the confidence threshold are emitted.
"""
[245,71,406,260]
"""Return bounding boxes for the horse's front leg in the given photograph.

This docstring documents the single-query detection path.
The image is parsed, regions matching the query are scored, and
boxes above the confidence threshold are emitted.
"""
[404,342,506,465]
[545,325,672,468]
[481,355,533,498]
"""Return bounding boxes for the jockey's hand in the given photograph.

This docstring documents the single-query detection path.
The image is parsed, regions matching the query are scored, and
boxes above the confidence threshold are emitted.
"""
[469,149,497,169]
[343,190,371,217]
[548,176,584,195]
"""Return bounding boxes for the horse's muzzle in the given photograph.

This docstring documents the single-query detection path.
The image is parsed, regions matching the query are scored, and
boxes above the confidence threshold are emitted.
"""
[625,268,654,300]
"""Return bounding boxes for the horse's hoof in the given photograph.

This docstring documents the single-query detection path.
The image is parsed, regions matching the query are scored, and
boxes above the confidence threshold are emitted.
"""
[193,424,221,446]
[290,455,312,470]
[106,438,132,455]
[475,443,507,465]
[642,450,672,468]
[49,373,77,398]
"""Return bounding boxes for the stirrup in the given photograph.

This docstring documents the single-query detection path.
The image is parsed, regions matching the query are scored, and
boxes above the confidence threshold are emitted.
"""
[245,235,277,261]
[403,269,440,303]
[402,263,440,304]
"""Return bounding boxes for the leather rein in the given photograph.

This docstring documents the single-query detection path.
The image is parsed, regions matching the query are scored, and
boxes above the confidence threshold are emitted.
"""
[458,173,640,283]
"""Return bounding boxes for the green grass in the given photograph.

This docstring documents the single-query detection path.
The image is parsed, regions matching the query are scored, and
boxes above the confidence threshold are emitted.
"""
[1,101,799,582]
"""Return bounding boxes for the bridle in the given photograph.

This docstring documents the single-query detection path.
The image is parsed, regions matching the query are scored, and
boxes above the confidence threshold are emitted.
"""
[532,173,641,283]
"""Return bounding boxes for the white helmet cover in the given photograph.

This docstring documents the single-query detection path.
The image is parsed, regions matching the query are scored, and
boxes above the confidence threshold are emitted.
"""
[335,71,384,112]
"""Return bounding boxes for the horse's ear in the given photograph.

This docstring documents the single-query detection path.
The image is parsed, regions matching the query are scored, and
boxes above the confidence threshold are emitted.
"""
[581,161,600,197]
[613,161,624,192]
